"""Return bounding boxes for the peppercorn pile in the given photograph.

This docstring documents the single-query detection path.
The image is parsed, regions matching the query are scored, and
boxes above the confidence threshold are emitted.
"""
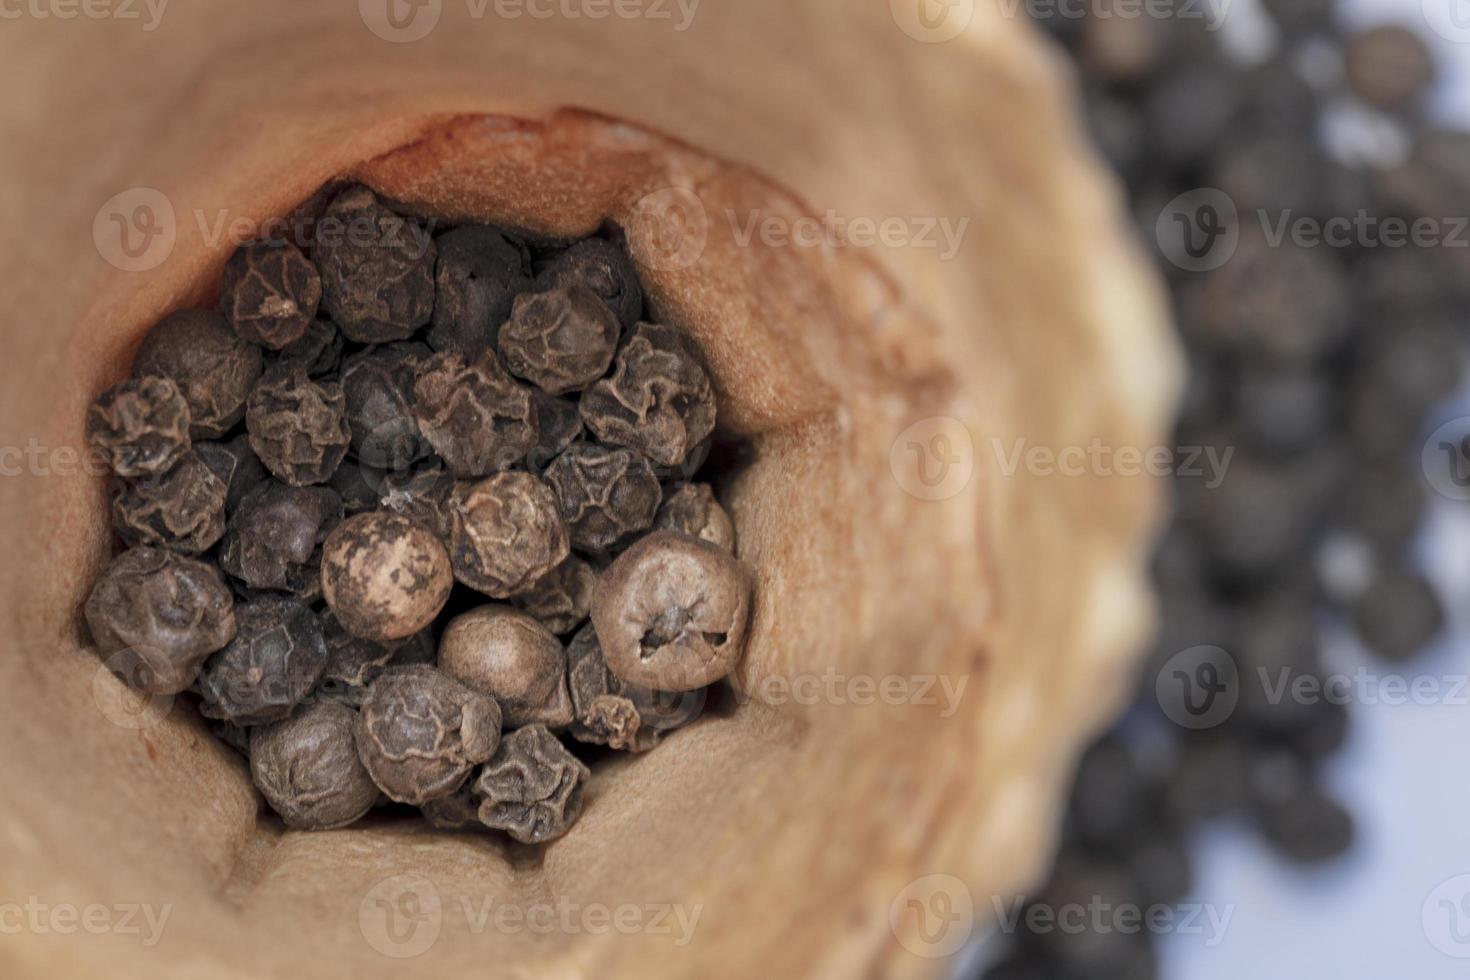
[83,185,753,843]
[976,6,1461,980]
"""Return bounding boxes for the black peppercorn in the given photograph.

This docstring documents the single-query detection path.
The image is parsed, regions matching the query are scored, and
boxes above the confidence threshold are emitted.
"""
[448,472,569,598]
[1351,567,1444,663]
[321,511,454,642]
[271,319,344,378]
[355,664,502,805]
[319,608,430,705]
[428,224,532,354]
[86,375,192,478]
[132,310,263,439]
[421,783,484,832]
[565,622,702,752]
[654,483,735,552]
[512,555,597,635]
[220,240,322,349]
[328,460,384,515]
[250,700,380,830]
[412,350,539,477]
[439,606,573,729]
[499,283,620,395]
[340,344,431,472]
[315,185,437,343]
[475,723,590,844]
[84,546,237,694]
[246,364,352,486]
[111,450,228,554]
[535,237,643,329]
[196,595,329,725]
[379,465,457,543]
[543,443,660,554]
[194,434,270,514]
[525,389,584,472]
[219,481,343,598]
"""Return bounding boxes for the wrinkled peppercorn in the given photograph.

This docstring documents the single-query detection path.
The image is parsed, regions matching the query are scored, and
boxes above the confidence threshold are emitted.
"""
[412,350,538,477]
[421,782,484,832]
[379,465,457,543]
[246,365,352,486]
[500,284,620,395]
[132,310,263,439]
[194,434,270,513]
[654,483,735,552]
[315,186,437,343]
[196,595,328,725]
[341,344,431,471]
[543,444,660,554]
[272,319,344,378]
[321,511,454,642]
[591,531,752,692]
[86,375,192,478]
[355,664,502,805]
[565,622,703,751]
[439,606,573,729]
[428,224,532,354]
[580,321,717,467]
[449,472,569,597]
[319,607,429,705]
[525,389,584,472]
[512,556,597,635]
[475,723,590,844]
[111,450,228,554]
[329,460,382,515]
[84,546,236,694]
[220,240,322,349]
[250,700,380,830]
[535,237,643,329]
[219,482,342,598]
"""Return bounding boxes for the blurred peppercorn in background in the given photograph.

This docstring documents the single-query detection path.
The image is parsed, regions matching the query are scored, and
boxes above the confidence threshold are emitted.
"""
[975,4,1461,978]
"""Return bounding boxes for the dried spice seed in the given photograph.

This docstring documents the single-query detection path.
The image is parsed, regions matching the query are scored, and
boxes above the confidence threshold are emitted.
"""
[1344,25,1435,113]
[196,595,328,725]
[329,460,383,515]
[132,310,263,439]
[272,319,344,378]
[500,284,620,395]
[449,472,569,598]
[220,240,322,349]
[315,185,437,343]
[591,531,753,692]
[246,364,352,486]
[321,511,454,642]
[543,444,660,554]
[341,344,431,471]
[475,723,590,844]
[525,389,584,472]
[512,556,597,635]
[355,664,502,805]
[111,450,228,554]
[86,375,192,478]
[565,623,702,752]
[250,700,379,830]
[1351,567,1444,663]
[439,606,573,729]
[580,321,717,467]
[380,465,458,543]
[320,607,417,699]
[428,224,532,354]
[421,783,484,832]
[535,237,643,329]
[412,351,539,477]
[219,482,342,597]
[194,434,270,514]
[654,483,735,552]
[84,546,236,694]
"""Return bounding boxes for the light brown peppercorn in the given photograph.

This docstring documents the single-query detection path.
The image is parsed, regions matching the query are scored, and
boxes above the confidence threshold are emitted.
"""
[512,556,597,635]
[412,350,539,477]
[355,664,502,805]
[543,444,660,554]
[565,622,704,751]
[219,482,342,598]
[132,310,263,439]
[220,240,322,349]
[246,364,352,486]
[86,375,192,478]
[196,595,328,725]
[449,472,569,598]
[591,531,752,692]
[535,237,644,328]
[111,450,228,554]
[250,700,379,830]
[321,512,454,642]
[84,546,237,694]
[439,606,573,729]
[315,185,437,343]
[475,724,590,844]
[1344,25,1435,113]
[654,483,736,552]
[579,321,716,467]
[500,284,620,395]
